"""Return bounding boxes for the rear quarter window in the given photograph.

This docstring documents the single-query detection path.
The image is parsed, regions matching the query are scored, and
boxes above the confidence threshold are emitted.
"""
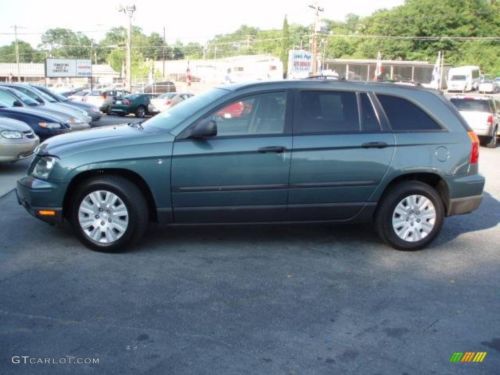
[377,94,442,131]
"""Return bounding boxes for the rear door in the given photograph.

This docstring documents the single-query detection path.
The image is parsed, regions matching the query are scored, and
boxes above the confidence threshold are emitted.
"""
[288,90,395,221]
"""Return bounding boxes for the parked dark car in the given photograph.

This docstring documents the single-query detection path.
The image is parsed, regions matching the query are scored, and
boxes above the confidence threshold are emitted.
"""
[17,80,484,252]
[0,84,91,129]
[31,85,103,122]
[0,87,86,134]
[109,94,156,117]
[0,102,70,140]
[142,81,176,94]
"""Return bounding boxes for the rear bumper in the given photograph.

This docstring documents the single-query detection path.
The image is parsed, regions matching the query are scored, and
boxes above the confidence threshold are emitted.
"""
[16,177,64,224]
[446,174,485,216]
[448,195,483,216]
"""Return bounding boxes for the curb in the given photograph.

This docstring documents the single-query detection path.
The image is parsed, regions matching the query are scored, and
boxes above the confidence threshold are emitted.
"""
[0,188,15,200]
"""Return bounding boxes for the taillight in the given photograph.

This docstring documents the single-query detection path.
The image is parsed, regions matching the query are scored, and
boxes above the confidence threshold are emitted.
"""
[123,99,130,105]
[487,114,494,126]
[165,100,172,105]
[467,131,479,164]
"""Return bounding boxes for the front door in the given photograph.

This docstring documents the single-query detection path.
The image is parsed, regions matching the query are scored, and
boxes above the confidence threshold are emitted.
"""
[171,91,292,223]
[289,90,395,221]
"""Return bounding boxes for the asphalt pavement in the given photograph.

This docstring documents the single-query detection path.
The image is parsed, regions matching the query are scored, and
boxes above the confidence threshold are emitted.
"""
[0,128,499,375]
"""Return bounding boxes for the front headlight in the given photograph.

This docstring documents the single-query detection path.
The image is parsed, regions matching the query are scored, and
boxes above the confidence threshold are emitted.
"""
[32,156,57,180]
[0,130,23,139]
[39,122,62,129]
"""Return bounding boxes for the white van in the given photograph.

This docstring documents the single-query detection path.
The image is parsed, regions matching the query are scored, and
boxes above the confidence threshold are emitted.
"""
[447,66,481,92]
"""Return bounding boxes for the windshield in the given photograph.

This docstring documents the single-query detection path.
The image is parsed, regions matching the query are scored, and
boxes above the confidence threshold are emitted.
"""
[7,89,39,106]
[450,75,466,81]
[37,86,67,101]
[31,87,57,103]
[450,99,491,112]
[143,88,228,131]
[12,86,44,102]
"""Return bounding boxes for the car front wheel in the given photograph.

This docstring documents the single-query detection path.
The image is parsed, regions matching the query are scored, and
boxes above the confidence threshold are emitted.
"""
[375,181,444,251]
[70,176,148,252]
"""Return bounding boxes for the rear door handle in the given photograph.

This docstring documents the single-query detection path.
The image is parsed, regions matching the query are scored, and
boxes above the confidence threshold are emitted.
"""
[361,141,389,149]
[258,146,286,153]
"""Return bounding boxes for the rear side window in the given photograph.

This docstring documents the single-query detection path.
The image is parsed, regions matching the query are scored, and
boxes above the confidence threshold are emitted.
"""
[295,91,359,134]
[360,94,381,132]
[377,95,442,131]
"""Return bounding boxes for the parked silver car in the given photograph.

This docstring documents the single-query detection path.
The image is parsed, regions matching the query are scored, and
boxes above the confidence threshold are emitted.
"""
[0,117,39,163]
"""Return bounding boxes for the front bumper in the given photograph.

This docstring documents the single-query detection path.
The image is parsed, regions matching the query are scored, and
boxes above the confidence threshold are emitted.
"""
[69,122,91,131]
[0,138,39,162]
[16,176,64,224]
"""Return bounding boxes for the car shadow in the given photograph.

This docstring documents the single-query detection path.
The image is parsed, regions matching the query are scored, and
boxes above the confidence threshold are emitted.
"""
[142,192,499,253]
[432,191,500,247]
[143,221,380,254]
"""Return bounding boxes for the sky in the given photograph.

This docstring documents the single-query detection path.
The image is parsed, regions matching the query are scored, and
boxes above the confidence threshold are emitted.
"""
[0,0,404,47]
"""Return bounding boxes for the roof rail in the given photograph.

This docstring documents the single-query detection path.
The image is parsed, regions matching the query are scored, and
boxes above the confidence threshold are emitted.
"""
[304,75,345,81]
[379,79,422,87]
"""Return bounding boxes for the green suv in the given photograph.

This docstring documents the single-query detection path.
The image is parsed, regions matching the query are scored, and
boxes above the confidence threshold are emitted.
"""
[17,80,485,252]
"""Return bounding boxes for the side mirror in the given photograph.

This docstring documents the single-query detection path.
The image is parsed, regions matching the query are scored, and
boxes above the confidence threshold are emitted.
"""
[13,100,23,107]
[190,119,217,139]
[36,98,44,104]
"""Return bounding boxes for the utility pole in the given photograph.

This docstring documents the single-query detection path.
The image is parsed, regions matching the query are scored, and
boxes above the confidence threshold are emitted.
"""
[308,1,324,75]
[162,26,166,78]
[11,25,22,81]
[119,4,136,91]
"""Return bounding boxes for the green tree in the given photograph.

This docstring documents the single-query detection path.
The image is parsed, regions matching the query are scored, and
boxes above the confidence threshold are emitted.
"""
[0,40,44,63]
[39,28,93,59]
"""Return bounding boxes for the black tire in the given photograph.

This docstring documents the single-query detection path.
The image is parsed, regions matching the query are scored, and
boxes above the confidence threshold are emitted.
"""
[375,181,445,251]
[486,128,497,148]
[135,106,146,118]
[70,176,149,252]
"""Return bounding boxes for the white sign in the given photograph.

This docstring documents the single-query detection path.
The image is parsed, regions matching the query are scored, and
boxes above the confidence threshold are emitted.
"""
[45,59,92,78]
[287,50,312,79]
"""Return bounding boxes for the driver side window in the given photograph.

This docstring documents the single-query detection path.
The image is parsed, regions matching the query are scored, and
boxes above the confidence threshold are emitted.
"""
[208,91,287,137]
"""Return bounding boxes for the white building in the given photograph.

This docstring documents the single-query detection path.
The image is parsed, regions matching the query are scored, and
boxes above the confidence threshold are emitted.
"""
[0,63,119,86]
[153,55,283,84]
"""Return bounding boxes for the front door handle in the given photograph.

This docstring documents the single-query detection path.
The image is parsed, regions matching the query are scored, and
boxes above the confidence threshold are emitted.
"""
[361,141,389,149]
[258,146,286,153]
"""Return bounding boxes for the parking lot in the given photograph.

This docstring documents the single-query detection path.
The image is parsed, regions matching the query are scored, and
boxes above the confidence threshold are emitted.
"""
[0,122,499,374]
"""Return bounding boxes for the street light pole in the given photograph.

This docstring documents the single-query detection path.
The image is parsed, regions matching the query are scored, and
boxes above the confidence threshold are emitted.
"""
[308,1,324,75]
[119,4,136,91]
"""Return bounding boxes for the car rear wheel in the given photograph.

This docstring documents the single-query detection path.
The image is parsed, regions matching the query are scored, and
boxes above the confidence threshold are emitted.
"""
[375,181,444,251]
[486,127,497,148]
[70,176,148,252]
[135,106,146,118]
